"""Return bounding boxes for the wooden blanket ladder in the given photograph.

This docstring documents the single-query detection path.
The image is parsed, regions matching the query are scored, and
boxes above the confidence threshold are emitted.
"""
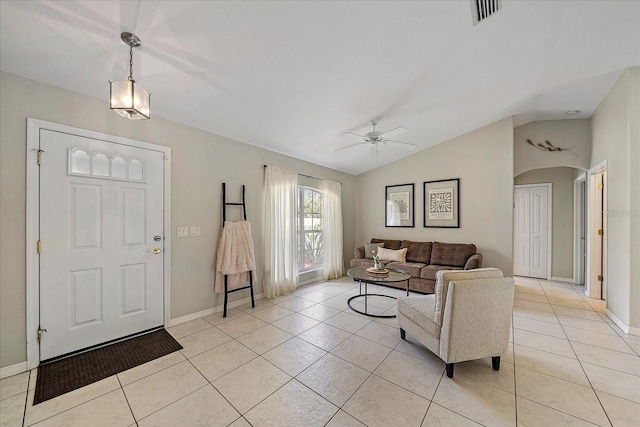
[221,182,255,317]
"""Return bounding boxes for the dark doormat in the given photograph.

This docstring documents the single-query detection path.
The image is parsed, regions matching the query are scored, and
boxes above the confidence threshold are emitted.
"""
[34,328,182,405]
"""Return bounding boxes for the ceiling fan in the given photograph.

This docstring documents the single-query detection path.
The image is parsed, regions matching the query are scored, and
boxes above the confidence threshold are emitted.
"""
[336,119,416,156]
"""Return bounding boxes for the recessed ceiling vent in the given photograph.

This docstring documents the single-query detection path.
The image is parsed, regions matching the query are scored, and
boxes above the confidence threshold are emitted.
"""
[471,0,502,25]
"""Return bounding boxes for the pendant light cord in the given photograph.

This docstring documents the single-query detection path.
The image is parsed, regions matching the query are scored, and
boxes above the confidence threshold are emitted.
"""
[128,46,134,82]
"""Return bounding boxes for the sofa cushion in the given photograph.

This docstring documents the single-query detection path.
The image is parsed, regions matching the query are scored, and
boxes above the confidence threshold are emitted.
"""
[364,242,385,259]
[400,240,432,264]
[430,242,477,268]
[377,247,407,263]
[397,295,440,338]
[420,265,462,281]
[434,268,504,325]
[385,262,427,277]
[371,238,402,250]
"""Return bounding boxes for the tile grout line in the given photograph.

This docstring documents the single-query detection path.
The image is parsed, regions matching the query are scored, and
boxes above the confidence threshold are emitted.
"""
[545,283,615,427]
[207,299,377,422]
[512,303,519,426]
[183,353,246,421]
[301,315,426,425]
[20,370,32,427]
[514,279,620,425]
[115,373,139,426]
[516,395,605,426]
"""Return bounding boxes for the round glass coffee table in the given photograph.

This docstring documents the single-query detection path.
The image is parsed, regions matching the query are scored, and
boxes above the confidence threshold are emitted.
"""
[347,267,411,318]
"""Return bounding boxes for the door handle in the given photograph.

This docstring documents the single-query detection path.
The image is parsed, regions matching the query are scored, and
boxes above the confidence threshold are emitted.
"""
[151,248,161,254]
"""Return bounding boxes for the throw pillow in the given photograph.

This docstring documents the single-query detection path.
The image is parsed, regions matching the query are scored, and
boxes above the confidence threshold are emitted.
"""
[377,247,408,263]
[364,242,385,259]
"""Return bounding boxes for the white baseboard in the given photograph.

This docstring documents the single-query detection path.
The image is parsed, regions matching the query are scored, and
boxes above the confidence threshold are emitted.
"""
[550,276,575,283]
[606,309,640,336]
[0,361,28,379]
[168,293,263,327]
[299,277,324,287]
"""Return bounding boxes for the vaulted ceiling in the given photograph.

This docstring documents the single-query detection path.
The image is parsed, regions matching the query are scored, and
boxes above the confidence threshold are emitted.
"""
[1,1,638,174]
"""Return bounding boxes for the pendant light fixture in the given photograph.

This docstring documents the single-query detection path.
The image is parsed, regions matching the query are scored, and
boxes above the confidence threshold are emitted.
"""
[110,32,150,120]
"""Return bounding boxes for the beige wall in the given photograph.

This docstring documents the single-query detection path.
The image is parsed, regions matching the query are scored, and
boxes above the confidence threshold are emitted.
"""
[590,66,639,330]
[355,117,514,276]
[0,71,356,368]
[515,167,577,280]
[514,119,590,177]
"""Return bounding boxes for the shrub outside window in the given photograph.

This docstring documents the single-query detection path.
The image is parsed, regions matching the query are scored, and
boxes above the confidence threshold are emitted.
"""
[298,187,323,272]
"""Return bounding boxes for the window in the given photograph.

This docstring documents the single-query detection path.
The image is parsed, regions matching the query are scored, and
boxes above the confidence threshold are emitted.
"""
[298,186,323,272]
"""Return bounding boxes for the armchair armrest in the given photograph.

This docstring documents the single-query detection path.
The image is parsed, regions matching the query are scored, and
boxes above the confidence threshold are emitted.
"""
[354,246,365,259]
[464,253,483,270]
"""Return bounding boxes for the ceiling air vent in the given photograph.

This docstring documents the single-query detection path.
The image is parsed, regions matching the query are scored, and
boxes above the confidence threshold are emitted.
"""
[471,0,502,25]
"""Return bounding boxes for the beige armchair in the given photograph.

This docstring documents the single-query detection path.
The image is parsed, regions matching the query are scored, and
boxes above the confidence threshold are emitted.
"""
[396,268,514,378]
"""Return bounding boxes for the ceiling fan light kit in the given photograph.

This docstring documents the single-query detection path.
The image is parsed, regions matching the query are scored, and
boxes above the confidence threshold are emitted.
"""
[337,119,416,155]
[110,32,150,120]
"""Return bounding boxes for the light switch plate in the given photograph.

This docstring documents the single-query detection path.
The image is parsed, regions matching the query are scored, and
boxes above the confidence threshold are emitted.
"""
[177,227,189,237]
[190,226,201,237]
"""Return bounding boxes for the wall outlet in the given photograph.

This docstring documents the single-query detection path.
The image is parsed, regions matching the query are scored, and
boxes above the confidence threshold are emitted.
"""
[190,226,201,237]
[177,227,189,237]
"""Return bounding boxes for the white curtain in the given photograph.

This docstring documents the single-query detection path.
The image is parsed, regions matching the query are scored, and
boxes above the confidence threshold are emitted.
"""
[263,166,298,298]
[322,179,344,279]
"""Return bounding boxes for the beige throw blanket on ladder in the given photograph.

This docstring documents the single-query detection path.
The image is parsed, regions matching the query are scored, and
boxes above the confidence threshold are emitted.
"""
[215,220,256,293]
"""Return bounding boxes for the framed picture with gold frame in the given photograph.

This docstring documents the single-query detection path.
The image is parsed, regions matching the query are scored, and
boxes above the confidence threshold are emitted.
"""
[424,178,460,228]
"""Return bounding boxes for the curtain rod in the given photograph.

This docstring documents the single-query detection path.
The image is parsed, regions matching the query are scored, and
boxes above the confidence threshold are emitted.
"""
[263,164,342,185]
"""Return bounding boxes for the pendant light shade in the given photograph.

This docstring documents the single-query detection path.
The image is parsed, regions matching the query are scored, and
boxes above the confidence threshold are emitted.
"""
[110,80,150,119]
[110,32,150,120]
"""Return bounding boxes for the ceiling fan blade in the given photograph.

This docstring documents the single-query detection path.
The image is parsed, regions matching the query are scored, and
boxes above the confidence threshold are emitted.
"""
[334,141,366,151]
[379,126,408,139]
[384,139,417,150]
[342,132,365,138]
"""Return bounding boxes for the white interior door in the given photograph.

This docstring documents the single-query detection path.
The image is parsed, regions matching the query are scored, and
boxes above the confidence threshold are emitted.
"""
[513,188,530,276]
[574,176,587,285]
[513,185,550,279]
[587,170,606,299]
[39,129,165,360]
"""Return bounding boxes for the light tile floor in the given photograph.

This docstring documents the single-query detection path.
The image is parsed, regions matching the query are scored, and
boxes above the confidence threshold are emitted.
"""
[2,277,639,426]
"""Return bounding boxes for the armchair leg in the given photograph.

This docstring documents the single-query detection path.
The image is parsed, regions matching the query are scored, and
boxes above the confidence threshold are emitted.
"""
[400,328,406,340]
[446,363,454,378]
[492,356,501,371]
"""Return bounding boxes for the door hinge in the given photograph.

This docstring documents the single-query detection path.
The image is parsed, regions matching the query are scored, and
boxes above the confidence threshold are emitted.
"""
[37,240,41,254]
[31,148,44,165]
[597,275,603,282]
[597,229,604,236]
[37,328,47,343]
[598,183,603,190]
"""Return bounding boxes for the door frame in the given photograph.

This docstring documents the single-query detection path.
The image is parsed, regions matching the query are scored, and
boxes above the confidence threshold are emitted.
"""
[573,173,587,285]
[26,118,172,369]
[586,160,607,299]
[513,183,552,280]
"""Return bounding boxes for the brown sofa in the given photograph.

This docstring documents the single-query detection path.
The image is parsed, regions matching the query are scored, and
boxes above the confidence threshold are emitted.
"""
[350,238,483,294]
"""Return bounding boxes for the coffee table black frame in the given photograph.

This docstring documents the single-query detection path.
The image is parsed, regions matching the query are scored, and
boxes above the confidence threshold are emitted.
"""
[346,267,411,318]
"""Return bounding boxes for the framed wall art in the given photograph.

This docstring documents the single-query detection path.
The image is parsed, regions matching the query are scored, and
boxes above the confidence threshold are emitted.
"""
[424,178,460,228]
[385,183,414,227]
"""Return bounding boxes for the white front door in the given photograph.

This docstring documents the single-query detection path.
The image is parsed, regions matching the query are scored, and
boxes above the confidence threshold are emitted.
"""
[513,185,550,279]
[39,129,165,360]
